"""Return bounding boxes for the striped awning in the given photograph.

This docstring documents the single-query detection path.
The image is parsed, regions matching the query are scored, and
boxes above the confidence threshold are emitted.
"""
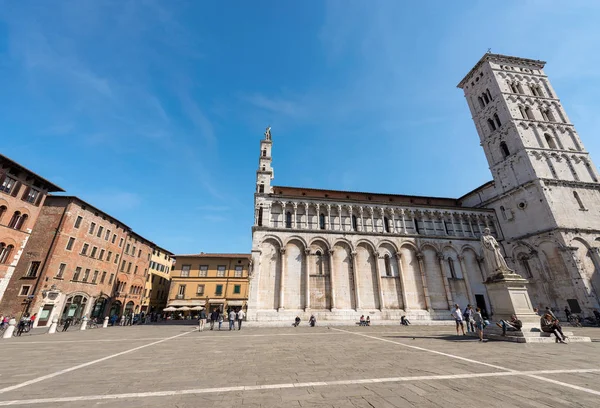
[227,300,244,306]
[167,300,206,307]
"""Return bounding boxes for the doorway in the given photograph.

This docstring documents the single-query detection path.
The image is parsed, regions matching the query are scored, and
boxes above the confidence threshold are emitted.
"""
[38,304,54,327]
[475,294,489,319]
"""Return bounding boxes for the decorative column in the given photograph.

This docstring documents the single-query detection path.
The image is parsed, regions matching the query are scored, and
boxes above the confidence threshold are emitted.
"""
[349,206,353,232]
[303,203,309,230]
[379,208,386,233]
[460,214,469,237]
[457,255,476,305]
[293,203,298,229]
[390,209,397,233]
[416,252,432,311]
[359,207,364,232]
[370,207,375,233]
[467,215,475,236]
[327,204,332,230]
[373,251,385,310]
[351,251,361,310]
[395,252,409,310]
[315,204,320,230]
[440,213,448,235]
[400,209,407,233]
[265,204,272,228]
[328,249,336,310]
[278,248,286,311]
[337,205,343,231]
[304,248,311,311]
[437,252,454,309]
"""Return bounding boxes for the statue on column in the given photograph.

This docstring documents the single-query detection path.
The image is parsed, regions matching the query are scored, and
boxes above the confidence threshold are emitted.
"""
[481,228,514,279]
[264,126,272,140]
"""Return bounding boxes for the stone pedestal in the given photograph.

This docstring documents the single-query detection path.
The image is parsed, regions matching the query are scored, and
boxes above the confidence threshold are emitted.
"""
[48,317,58,334]
[80,316,88,331]
[2,318,16,338]
[485,272,539,327]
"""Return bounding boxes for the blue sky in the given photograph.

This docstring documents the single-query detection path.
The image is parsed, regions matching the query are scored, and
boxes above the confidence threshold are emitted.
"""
[1,1,600,254]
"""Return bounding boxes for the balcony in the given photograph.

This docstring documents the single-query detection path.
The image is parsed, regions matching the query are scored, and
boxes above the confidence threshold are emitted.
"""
[176,294,184,300]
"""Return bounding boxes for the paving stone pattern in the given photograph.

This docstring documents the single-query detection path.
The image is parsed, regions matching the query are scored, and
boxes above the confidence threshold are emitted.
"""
[1,324,599,407]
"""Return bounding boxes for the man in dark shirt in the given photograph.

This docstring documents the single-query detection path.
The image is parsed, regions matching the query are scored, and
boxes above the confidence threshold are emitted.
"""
[496,314,522,336]
[210,309,219,330]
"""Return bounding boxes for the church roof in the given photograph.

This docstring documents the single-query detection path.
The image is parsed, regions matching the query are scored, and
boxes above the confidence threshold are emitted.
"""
[271,185,463,208]
[173,253,251,259]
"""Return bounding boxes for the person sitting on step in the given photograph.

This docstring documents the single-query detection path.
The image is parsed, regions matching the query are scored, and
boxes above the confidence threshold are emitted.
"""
[496,314,523,336]
[541,312,567,343]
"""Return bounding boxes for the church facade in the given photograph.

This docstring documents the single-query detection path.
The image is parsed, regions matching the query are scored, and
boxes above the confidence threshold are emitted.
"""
[246,53,600,323]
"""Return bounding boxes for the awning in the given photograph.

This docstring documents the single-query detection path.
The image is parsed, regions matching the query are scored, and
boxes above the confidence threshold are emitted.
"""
[167,300,206,307]
[227,300,244,306]
[208,299,225,304]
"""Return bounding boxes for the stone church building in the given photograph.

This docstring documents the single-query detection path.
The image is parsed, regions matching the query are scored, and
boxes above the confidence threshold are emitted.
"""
[247,53,600,323]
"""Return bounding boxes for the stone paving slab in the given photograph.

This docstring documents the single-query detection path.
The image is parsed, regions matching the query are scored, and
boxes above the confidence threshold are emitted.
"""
[0,324,599,407]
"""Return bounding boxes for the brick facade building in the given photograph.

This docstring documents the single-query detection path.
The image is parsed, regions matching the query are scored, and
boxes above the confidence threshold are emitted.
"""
[0,154,64,305]
[0,195,168,327]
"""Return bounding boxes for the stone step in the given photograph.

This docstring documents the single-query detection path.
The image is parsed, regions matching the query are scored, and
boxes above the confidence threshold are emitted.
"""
[482,333,591,343]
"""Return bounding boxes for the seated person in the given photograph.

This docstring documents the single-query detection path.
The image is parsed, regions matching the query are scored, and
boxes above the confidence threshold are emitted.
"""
[359,315,365,326]
[496,314,522,336]
[540,312,566,343]
[293,316,301,327]
[366,316,371,326]
[400,316,410,326]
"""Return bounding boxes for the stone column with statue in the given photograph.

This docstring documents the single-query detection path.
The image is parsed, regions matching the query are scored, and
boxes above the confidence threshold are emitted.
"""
[480,228,540,336]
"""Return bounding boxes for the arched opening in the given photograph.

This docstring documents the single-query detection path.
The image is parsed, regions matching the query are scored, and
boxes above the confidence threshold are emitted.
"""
[384,217,390,233]
[544,133,557,149]
[524,106,534,120]
[257,208,263,227]
[510,82,518,93]
[500,142,510,158]
[316,250,324,275]
[494,113,501,128]
[447,258,457,278]
[487,89,492,100]
[61,295,88,322]
[262,149,267,157]
[0,205,6,222]
[487,119,496,131]
[91,298,108,318]
[574,191,586,210]
[8,211,21,229]
[414,218,420,234]
[109,301,122,317]
[384,254,392,277]
[319,213,325,230]
[124,301,135,316]
[16,214,28,230]
[482,93,490,104]
[477,97,485,108]
[285,211,292,228]
[0,243,14,264]
[258,183,265,193]
[518,254,533,278]
[352,215,358,231]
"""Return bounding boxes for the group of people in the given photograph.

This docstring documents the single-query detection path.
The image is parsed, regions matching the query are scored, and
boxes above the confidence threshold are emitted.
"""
[293,315,317,327]
[451,304,488,341]
[197,308,246,331]
[0,313,36,336]
[358,315,371,326]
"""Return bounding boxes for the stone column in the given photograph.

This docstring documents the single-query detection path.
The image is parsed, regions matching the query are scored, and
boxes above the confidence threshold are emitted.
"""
[458,255,476,305]
[370,207,375,233]
[293,203,298,229]
[328,249,336,310]
[373,251,385,310]
[460,214,469,237]
[349,206,353,232]
[359,207,364,232]
[437,252,454,309]
[303,203,309,229]
[315,204,320,230]
[395,252,409,310]
[338,205,343,231]
[278,248,286,311]
[304,248,311,311]
[468,215,475,236]
[103,316,109,328]
[327,204,332,230]
[400,209,407,233]
[416,253,432,311]
[379,208,386,233]
[440,213,448,235]
[390,210,397,233]
[351,251,361,310]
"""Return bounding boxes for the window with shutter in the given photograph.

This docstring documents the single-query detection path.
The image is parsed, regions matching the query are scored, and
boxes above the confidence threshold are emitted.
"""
[21,186,31,201]
[10,181,21,197]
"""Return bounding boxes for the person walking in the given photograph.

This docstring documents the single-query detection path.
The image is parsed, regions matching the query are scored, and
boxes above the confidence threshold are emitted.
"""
[228,309,236,330]
[210,309,218,330]
[16,315,29,336]
[451,304,466,336]
[218,311,224,330]
[473,307,485,342]
[29,313,36,329]
[237,308,245,330]
[62,316,73,332]
[564,306,571,322]
[198,308,207,332]
[463,305,474,333]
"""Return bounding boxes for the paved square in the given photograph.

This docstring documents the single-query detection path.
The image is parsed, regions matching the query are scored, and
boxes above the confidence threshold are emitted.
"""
[1,324,600,407]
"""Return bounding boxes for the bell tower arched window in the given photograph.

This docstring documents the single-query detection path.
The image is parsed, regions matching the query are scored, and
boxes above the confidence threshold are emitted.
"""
[518,255,533,278]
[500,142,510,159]
[500,206,507,221]
[478,97,485,109]
[257,208,263,227]
[487,119,496,131]
[258,183,265,193]
[494,113,501,128]
[319,213,325,230]
[0,243,14,264]
[544,133,557,149]
[352,215,358,231]
[384,217,390,233]
[285,211,292,228]
[262,149,267,157]
[316,251,324,275]
[448,258,457,278]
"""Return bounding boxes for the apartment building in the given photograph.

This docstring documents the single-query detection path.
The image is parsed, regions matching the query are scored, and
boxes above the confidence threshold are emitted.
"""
[141,247,173,314]
[0,154,64,304]
[168,253,251,315]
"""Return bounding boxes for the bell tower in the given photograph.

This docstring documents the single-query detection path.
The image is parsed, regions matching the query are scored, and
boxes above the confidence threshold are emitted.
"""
[256,126,274,195]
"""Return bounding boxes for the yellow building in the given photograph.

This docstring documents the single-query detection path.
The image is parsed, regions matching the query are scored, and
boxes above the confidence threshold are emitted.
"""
[141,247,173,314]
[167,253,251,315]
